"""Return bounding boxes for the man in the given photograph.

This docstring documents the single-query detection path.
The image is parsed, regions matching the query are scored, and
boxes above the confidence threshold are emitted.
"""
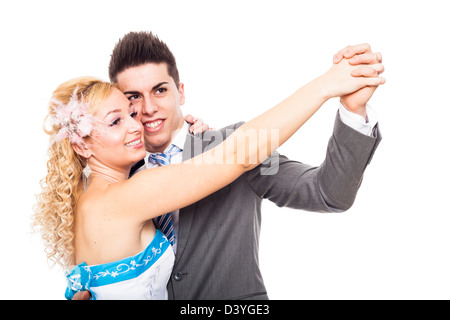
[76,32,382,299]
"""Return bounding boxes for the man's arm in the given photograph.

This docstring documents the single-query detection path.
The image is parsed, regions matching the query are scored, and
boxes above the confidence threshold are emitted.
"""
[244,113,381,212]
[243,44,384,212]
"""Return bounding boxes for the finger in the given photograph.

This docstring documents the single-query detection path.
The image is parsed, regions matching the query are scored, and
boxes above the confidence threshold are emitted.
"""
[375,52,382,63]
[364,76,386,86]
[373,63,384,74]
[192,118,202,128]
[191,124,201,134]
[351,65,384,77]
[73,290,91,300]
[184,114,195,124]
[342,43,372,59]
[188,117,201,133]
[351,65,377,78]
[193,125,207,135]
[349,53,380,65]
[333,43,373,64]
[349,52,383,65]
[191,118,207,134]
[333,45,352,64]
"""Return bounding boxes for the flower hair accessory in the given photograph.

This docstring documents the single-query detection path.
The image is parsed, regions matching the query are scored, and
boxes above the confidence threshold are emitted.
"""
[50,89,96,149]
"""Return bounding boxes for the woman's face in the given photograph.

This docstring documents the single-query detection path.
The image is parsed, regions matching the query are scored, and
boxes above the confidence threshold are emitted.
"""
[88,88,146,171]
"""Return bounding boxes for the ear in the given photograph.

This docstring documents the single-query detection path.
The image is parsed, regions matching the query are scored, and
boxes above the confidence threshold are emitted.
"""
[178,82,185,106]
[72,143,94,159]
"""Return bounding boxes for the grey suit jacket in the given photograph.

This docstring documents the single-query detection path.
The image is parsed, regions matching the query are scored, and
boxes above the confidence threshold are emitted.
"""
[167,112,381,300]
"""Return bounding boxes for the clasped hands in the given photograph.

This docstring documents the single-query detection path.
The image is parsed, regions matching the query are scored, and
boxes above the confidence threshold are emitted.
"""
[333,43,385,119]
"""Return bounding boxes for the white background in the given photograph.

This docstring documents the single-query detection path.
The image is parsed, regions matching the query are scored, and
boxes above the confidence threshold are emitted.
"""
[1,0,449,299]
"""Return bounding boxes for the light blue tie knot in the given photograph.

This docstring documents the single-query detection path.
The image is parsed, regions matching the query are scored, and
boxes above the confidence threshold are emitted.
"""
[148,144,183,166]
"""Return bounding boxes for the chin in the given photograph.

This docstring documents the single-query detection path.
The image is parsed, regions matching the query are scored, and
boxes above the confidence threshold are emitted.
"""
[145,136,171,152]
[136,149,147,161]
[128,149,146,163]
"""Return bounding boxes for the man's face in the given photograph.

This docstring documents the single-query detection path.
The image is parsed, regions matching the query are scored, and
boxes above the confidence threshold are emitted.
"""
[116,63,185,153]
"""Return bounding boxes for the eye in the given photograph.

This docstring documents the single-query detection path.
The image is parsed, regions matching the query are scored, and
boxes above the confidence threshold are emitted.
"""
[110,118,121,127]
[128,94,140,100]
[126,94,141,105]
[130,111,138,118]
[155,87,167,95]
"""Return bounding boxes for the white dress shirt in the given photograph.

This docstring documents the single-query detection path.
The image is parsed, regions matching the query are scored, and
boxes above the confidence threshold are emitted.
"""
[338,103,378,136]
[137,105,377,252]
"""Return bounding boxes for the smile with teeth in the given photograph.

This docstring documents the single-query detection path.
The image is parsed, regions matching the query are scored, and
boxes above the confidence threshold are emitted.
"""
[125,138,141,147]
[145,119,163,128]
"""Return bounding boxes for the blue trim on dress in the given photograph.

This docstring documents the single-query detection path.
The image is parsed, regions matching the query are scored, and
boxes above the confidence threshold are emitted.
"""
[65,229,170,299]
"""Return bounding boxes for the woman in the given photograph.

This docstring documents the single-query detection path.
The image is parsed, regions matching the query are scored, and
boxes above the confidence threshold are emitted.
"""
[33,56,384,300]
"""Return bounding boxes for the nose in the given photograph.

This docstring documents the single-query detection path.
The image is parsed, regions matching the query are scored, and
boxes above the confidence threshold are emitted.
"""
[142,96,158,115]
[128,115,143,134]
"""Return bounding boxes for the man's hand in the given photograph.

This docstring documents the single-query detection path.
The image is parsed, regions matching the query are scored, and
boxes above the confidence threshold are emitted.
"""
[72,290,91,300]
[333,43,384,119]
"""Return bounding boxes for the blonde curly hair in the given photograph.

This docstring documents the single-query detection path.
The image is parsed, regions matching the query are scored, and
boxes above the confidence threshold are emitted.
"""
[33,77,114,268]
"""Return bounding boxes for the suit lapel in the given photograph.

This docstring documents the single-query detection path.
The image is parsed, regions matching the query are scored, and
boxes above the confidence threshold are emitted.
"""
[129,159,145,177]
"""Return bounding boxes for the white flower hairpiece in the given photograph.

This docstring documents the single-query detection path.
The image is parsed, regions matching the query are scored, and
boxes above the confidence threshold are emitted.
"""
[49,89,96,149]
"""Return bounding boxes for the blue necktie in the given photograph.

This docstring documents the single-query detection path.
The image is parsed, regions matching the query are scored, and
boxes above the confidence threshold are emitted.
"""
[148,144,182,245]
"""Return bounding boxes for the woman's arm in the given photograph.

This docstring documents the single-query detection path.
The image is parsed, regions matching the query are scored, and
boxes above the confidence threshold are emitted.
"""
[108,58,385,223]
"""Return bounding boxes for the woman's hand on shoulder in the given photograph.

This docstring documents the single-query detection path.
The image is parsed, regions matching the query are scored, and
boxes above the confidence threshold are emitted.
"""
[184,114,214,134]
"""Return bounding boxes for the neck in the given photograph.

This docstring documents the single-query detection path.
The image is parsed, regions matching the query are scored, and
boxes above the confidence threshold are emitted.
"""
[88,159,130,183]
[90,170,122,183]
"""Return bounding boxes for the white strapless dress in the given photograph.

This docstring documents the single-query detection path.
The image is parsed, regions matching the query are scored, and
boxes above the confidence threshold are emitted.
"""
[65,229,175,300]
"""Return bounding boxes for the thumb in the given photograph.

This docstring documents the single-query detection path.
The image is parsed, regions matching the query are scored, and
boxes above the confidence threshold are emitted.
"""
[184,114,194,124]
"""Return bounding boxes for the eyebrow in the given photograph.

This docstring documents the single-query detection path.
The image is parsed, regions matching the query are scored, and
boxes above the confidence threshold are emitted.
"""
[123,82,169,95]
[103,109,122,119]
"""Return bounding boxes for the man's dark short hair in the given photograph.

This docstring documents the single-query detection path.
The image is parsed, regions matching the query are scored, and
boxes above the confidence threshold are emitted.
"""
[109,31,180,86]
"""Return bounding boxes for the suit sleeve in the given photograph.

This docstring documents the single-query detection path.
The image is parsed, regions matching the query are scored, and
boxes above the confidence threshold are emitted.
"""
[243,111,382,213]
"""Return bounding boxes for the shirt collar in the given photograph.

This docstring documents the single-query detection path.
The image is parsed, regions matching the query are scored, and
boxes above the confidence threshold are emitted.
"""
[171,121,189,151]
[144,121,189,167]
